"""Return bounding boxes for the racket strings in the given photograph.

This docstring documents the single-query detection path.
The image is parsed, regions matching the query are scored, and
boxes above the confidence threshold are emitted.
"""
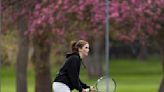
[96,77,116,92]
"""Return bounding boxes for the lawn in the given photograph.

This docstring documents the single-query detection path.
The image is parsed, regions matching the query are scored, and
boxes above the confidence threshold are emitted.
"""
[109,58,162,92]
[1,57,162,92]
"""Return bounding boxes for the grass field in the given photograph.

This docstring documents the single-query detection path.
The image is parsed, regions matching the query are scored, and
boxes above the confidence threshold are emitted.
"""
[1,57,162,92]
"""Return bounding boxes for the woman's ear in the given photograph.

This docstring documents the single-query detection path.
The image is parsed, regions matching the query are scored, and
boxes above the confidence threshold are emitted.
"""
[78,48,82,52]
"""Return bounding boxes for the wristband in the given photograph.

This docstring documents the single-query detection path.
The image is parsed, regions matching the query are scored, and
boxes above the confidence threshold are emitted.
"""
[85,88,90,92]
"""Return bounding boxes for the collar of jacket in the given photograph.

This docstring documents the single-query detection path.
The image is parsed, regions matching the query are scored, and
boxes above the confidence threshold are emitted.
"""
[66,52,82,60]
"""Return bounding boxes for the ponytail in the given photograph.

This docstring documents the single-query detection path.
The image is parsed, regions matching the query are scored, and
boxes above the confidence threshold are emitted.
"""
[71,41,78,52]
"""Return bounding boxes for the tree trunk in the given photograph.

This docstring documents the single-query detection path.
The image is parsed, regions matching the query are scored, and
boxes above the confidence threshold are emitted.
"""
[158,43,164,92]
[16,16,29,92]
[32,40,52,92]
[138,41,148,60]
[0,33,2,65]
[157,31,164,92]
[86,39,102,77]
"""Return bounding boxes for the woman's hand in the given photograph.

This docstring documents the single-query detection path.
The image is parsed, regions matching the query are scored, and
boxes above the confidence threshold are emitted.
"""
[89,86,95,92]
[82,86,95,92]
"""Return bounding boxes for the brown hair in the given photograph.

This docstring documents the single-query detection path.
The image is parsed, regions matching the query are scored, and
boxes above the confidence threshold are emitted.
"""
[71,40,89,52]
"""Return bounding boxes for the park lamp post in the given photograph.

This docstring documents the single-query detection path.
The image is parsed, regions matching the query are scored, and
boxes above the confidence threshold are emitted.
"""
[105,0,110,92]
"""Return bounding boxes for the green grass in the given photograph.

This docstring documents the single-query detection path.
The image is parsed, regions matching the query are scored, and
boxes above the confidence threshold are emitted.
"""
[1,58,162,92]
[1,66,35,92]
[109,58,162,92]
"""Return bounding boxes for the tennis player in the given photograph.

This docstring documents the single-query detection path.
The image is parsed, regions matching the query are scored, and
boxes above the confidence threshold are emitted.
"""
[53,40,94,92]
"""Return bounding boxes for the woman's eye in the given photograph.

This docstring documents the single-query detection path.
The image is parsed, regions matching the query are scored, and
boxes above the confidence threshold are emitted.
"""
[85,47,89,49]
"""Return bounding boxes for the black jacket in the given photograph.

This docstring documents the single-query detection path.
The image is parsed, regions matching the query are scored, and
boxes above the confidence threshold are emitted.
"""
[54,52,89,92]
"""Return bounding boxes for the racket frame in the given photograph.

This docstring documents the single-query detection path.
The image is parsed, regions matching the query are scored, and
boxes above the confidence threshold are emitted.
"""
[95,76,116,92]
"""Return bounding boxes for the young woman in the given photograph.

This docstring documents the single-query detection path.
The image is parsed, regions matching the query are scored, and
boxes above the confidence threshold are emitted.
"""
[52,40,94,92]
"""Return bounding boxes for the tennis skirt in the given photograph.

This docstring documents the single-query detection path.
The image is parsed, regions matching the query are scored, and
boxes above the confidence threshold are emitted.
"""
[52,82,71,92]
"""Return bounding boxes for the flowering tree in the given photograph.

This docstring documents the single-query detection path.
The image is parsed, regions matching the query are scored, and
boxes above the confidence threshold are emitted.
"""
[109,0,164,91]
[1,1,34,92]
[1,0,105,92]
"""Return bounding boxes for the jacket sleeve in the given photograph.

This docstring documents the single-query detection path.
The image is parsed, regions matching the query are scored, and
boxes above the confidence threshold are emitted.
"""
[79,79,90,89]
[67,56,82,92]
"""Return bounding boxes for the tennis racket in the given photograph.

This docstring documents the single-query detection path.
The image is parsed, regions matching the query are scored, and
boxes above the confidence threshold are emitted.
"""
[86,76,116,92]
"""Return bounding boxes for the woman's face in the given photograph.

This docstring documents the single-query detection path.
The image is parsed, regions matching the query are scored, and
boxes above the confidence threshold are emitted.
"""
[79,44,90,57]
